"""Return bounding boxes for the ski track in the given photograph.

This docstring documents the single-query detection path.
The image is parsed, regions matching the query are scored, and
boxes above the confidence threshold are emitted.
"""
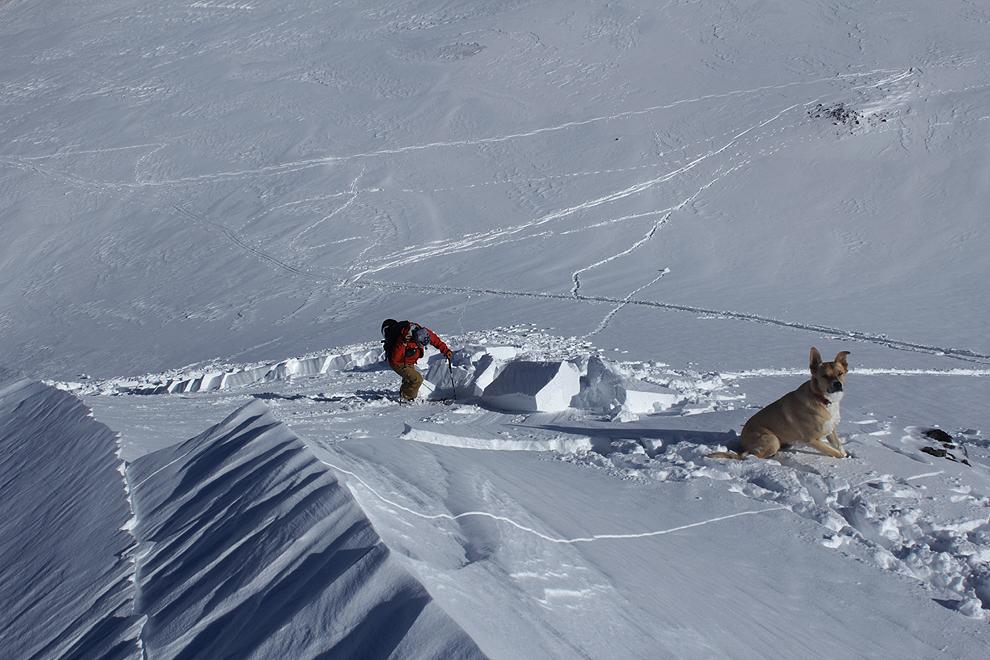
[287,168,366,251]
[171,204,323,280]
[15,143,166,161]
[241,189,369,232]
[584,268,670,339]
[17,161,986,372]
[317,457,788,545]
[570,161,747,297]
[348,101,807,283]
[0,68,906,191]
[353,279,990,365]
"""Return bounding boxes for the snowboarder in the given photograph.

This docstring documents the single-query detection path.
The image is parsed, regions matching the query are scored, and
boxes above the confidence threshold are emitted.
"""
[381,319,453,402]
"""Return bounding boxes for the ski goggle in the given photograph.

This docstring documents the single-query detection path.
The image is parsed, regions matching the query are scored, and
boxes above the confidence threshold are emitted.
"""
[413,326,430,345]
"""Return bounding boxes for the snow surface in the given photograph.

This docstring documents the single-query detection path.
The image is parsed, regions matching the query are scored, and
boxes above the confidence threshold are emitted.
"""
[79,334,990,657]
[4,0,990,657]
[0,372,140,659]
[2,0,988,378]
[127,399,482,658]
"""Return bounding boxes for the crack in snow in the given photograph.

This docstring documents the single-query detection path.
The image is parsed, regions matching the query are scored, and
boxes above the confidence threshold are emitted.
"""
[584,268,670,338]
[353,279,990,364]
[722,368,990,379]
[319,458,787,544]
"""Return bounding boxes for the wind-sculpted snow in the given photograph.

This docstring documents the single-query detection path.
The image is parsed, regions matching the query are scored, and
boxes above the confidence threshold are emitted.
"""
[127,399,484,659]
[0,373,140,659]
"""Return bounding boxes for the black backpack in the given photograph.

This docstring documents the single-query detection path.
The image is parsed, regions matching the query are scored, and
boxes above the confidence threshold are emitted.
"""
[382,319,429,360]
[381,319,401,352]
[381,319,413,355]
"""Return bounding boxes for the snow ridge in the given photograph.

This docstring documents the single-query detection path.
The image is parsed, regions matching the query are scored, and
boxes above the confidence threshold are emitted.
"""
[126,399,484,659]
[0,374,141,659]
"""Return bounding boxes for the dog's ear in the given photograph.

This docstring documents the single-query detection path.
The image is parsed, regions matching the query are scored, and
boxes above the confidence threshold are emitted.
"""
[809,347,822,372]
[834,351,850,371]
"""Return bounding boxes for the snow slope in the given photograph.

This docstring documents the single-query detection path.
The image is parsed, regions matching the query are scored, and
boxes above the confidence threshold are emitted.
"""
[81,336,990,657]
[127,399,482,658]
[1,0,988,378]
[0,372,140,659]
[0,371,483,658]
[4,0,990,657]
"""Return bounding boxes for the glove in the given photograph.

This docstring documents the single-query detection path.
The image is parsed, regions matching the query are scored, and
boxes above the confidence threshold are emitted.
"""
[442,348,453,360]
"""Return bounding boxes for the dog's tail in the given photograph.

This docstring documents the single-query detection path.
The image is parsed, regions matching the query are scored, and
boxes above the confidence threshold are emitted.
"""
[707,449,748,460]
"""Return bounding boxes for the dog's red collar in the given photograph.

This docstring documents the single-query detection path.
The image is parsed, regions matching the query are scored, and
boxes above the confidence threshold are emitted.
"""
[810,385,831,407]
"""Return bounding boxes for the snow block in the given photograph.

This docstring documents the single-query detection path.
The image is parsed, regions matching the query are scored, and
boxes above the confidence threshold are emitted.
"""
[267,355,327,380]
[199,371,225,391]
[350,348,386,370]
[622,385,682,414]
[467,354,503,398]
[423,354,477,399]
[481,346,520,361]
[570,356,625,414]
[481,360,581,412]
[119,347,391,396]
[321,353,351,372]
[403,423,593,453]
[219,364,270,389]
[571,356,682,416]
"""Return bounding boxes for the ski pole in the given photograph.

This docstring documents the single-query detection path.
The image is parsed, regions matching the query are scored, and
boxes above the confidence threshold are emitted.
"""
[447,357,457,402]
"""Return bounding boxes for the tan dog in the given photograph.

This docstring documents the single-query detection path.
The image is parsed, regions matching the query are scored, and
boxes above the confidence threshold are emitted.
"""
[711,347,850,460]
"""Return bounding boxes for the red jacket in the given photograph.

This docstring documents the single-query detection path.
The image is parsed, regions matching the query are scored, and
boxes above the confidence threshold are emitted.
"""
[388,324,451,367]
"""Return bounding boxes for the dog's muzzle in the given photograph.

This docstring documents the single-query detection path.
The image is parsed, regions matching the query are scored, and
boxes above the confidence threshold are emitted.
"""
[829,380,843,393]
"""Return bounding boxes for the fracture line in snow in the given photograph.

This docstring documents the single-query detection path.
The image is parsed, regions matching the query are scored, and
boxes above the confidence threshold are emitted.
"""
[403,156,693,196]
[349,102,804,283]
[16,68,899,190]
[318,458,787,544]
[238,188,382,250]
[721,368,990,379]
[352,279,990,364]
[584,268,670,339]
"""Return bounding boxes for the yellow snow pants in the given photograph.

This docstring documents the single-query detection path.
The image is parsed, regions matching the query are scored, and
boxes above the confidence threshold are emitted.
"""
[390,363,423,401]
